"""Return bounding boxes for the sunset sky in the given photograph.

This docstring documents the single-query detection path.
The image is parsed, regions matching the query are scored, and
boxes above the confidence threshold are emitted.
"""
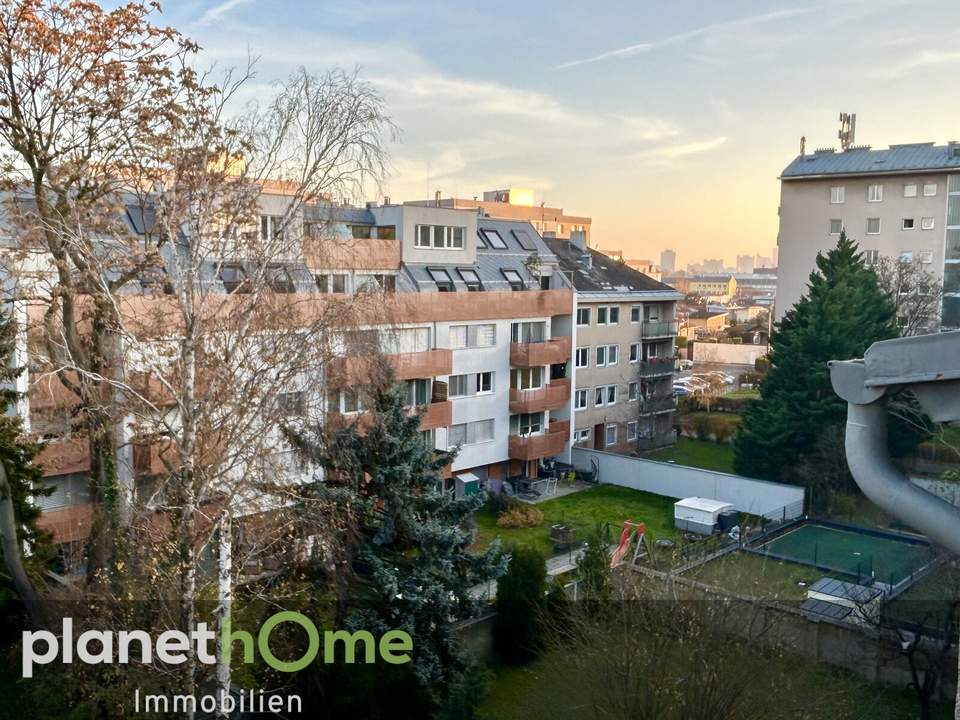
[162,0,960,268]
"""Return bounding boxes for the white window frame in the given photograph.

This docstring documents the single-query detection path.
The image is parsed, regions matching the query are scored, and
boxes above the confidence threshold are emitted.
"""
[630,306,641,324]
[828,219,843,235]
[606,344,619,366]
[627,421,638,442]
[629,343,640,363]
[866,218,881,235]
[918,250,933,264]
[904,183,918,198]
[830,186,845,204]
[921,217,936,230]
[595,345,607,368]
[628,381,638,401]
[573,428,590,445]
[574,388,588,410]
[605,423,618,447]
[575,346,590,369]
[902,218,915,231]
[923,182,938,197]
[899,250,913,263]
[576,307,591,326]
[867,184,883,203]
[416,224,466,249]
[449,324,496,349]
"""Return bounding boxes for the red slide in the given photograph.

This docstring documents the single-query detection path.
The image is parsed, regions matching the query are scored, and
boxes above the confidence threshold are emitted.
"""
[609,522,634,567]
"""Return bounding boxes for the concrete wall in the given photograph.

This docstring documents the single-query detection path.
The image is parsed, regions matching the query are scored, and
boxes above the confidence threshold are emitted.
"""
[571,448,805,519]
[692,341,768,366]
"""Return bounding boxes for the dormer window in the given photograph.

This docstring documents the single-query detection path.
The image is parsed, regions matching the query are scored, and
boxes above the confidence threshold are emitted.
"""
[480,229,507,249]
[457,268,483,291]
[427,267,455,292]
[511,229,537,250]
[501,269,524,291]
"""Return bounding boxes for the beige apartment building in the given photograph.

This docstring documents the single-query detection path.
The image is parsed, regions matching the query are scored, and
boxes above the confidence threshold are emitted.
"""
[777,141,960,329]
[408,187,592,246]
[545,235,681,453]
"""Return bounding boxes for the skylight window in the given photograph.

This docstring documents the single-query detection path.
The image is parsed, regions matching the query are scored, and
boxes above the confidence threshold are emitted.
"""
[480,229,507,249]
[501,269,525,291]
[457,268,483,291]
[511,229,537,250]
[427,267,455,292]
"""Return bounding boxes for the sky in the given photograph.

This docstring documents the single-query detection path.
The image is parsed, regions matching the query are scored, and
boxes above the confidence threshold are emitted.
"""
[157,0,960,268]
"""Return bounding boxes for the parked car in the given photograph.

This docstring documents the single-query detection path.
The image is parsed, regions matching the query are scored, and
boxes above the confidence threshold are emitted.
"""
[705,371,736,385]
[672,385,690,396]
[677,359,694,371]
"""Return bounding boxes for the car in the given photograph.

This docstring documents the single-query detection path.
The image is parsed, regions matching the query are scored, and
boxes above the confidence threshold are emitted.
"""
[672,385,690,396]
[677,359,693,371]
[705,371,736,385]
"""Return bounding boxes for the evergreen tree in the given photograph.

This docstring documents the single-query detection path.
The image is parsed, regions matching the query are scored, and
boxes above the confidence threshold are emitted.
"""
[577,523,612,613]
[286,370,506,701]
[733,233,918,498]
[493,544,546,664]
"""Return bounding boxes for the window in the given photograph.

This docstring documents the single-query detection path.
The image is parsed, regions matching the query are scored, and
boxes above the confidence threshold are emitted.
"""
[576,307,591,326]
[864,249,880,265]
[376,225,396,240]
[631,306,641,323]
[449,372,494,398]
[502,269,525,291]
[630,343,640,363]
[416,225,466,249]
[511,321,546,343]
[595,345,607,367]
[628,382,638,401]
[480,229,507,249]
[511,229,537,250]
[866,218,881,234]
[277,391,306,417]
[902,218,915,230]
[829,219,843,235]
[428,267,455,292]
[921,217,936,230]
[351,224,372,239]
[512,412,544,436]
[627,421,638,441]
[606,344,619,366]
[597,306,607,325]
[608,306,620,325]
[867,184,883,202]
[404,379,429,406]
[605,423,617,447]
[830,186,845,204]
[574,389,588,410]
[457,268,483,291]
[220,264,249,293]
[575,346,589,369]
[333,388,366,414]
[899,250,913,263]
[923,182,938,197]
[449,324,496,349]
[573,428,590,445]
[919,250,933,264]
[512,367,544,391]
[316,273,347,294]
[265,264,296,293]
[258,214,283,240]
[904,183,918,198]
[596,305,619,325]
[594,384,617,407]
[356,273,396,293]
[448,419,495,448]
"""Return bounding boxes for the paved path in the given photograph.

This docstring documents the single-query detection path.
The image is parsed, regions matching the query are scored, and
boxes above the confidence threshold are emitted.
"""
[469,546,587,601]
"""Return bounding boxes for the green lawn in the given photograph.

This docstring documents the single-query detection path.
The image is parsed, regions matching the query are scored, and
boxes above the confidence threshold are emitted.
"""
[683,550,849,601]
[727,387,761,400]
[646,437,736,474]
[479,649,955,720]
[471,485,677,556]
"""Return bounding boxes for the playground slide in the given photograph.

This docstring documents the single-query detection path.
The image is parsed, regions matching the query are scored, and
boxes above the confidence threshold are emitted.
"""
[609,523,633,567]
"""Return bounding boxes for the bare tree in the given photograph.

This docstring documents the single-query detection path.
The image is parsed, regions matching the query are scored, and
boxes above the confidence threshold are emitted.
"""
[872,256,944,337]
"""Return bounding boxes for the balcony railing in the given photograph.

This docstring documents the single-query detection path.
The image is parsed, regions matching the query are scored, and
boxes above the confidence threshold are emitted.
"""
[636,357,676,377]
[418,400,452,431]
[641,320,679,338]
[507,422,568,461]
[327,348,453,386]
[508,378,571,413]
[638,396,678,415]
[509,335,572,367]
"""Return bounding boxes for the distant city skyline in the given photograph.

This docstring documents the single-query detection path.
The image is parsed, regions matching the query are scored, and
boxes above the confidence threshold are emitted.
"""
[162,0,960,261]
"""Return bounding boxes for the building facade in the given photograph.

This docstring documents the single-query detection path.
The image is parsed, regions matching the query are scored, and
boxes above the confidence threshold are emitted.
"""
[777,141,960,329]
[545,235,681,453]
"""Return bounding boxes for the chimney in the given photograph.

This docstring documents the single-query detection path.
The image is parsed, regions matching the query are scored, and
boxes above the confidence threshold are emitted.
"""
[435,190,441,207]
[383,195,391,206]
[800,135,806,156]
[570,229,587,251]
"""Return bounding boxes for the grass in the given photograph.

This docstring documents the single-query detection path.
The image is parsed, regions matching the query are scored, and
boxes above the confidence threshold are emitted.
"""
[683,550,839,601]
[646,437,736,474]
[885,562,960,630]
[727,387,761,400]
[471,485,677,556]
[478,647,955,720]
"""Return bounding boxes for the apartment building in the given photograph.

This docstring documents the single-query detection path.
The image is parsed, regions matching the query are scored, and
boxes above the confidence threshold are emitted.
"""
[25,190,577,549]
[407,188,592,246]
[688,275,737,303]
[777,141,960,329]
[544,234,681,453]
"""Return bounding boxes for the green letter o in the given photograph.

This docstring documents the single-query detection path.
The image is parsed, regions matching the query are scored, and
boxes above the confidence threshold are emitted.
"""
[258,611,319,672]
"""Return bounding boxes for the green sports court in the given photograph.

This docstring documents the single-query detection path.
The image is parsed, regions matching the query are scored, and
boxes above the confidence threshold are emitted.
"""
[754,521,936,587]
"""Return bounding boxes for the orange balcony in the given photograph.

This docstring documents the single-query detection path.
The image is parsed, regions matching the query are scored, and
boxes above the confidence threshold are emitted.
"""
[509,336,572,368]
[508,378,571,413]
[327,349,453,387]
[37,503,95,544]
[507,426,567,462]
[303,237,401,271]
[418,400,452,431]
[36,437,90,477]
[548,418,571,438]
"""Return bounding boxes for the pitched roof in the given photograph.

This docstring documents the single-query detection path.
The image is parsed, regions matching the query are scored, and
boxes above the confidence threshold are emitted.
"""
[782,143,960,179]
[542,236,680,297]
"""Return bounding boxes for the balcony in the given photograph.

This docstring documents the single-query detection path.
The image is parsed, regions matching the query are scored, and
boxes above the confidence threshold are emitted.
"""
[327,349,453,387]
[636,357,676,377]
[638,396,678,415]
[508,378,571,413]
[36,437,90,478]
[641,321,679,338]
[548,418,571,437]
[510,336,572,367]
[418,400,452,431]
[508,423,567,462]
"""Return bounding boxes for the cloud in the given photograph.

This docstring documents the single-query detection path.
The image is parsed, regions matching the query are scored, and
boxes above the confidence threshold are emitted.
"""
[197,0,254,25]
[556,8,813,69]
[883,48,960,78]
[635,137,728,165]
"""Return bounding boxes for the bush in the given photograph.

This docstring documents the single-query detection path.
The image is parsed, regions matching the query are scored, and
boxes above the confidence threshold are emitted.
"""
[497,504,544,529]
[675,335,688,348]
[754,357,770,375]
[494,545,547,664]
[487,491,517,515]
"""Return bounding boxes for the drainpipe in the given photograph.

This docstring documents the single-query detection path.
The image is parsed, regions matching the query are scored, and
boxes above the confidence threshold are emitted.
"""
[829,331,960,556]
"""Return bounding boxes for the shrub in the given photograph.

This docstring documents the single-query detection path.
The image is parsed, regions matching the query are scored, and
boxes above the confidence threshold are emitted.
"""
[710,414,739,443]
[487,491,517,515]
[494,545,547,664]
[692,414,712,441]
[497,503,544,529]
[754,357,770,375]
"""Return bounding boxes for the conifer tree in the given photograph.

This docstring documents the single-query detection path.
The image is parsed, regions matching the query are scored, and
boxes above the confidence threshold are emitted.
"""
[733,233,923,498]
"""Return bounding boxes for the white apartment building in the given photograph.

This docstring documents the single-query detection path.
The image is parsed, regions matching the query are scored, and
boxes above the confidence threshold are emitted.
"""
[777,141,960,330]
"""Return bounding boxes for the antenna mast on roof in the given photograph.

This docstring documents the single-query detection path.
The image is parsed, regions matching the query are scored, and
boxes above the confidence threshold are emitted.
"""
[838,112,856,151]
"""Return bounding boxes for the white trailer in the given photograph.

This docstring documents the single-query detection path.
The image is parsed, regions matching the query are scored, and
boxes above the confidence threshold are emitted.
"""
[674,497,733,535]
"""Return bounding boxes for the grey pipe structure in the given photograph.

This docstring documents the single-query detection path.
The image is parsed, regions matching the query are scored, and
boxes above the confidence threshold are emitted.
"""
[829,331,960,556]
